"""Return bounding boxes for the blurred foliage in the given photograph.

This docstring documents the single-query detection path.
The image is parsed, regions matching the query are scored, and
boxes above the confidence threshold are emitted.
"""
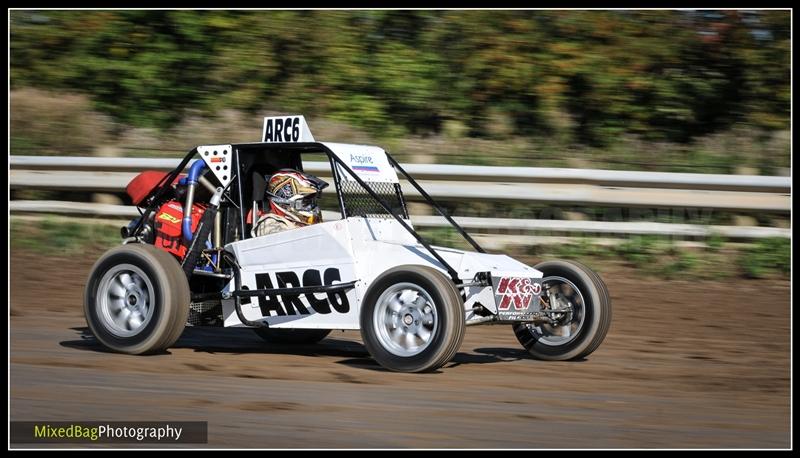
[416,227,474,251]
[525,234,777,280]
[740,237,791,278]
[706,232,726,252]
[10,88,114,154]
[10,10,790,147]
[553,237,609,260]
[10,218,120,255]
[615,235,661,267]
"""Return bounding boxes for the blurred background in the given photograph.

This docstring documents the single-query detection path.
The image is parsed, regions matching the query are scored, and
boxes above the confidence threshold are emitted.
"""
[8,10,792,448]
[9,9,791,279]
[10,10,791,170]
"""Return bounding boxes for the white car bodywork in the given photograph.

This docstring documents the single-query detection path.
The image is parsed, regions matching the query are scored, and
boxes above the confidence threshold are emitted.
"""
[221,216,542,329]
[219,139,542,330]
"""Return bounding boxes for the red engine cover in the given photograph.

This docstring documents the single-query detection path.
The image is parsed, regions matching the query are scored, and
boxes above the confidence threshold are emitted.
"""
[154,200,207,259]
[126,171,183,206]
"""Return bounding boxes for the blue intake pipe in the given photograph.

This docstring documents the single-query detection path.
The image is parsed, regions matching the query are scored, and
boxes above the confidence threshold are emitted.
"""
[182,160,207,242]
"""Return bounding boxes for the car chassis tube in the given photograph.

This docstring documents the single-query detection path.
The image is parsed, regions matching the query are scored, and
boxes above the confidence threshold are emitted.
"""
[205,249,356,328]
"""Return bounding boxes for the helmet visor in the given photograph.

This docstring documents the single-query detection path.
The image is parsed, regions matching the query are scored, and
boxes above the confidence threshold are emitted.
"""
[293,193,319,212]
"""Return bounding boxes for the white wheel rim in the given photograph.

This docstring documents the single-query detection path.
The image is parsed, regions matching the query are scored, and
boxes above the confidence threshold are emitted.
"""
[96,264,156,337]
[373,283,438,357]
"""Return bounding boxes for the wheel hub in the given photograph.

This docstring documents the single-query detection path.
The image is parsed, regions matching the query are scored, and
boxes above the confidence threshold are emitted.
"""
[527,276,586,346]
[96,264,155,338]
[374,283,438,357]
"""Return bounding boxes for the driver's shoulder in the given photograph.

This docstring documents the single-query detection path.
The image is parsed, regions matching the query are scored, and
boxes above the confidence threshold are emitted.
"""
[259,212,298,229]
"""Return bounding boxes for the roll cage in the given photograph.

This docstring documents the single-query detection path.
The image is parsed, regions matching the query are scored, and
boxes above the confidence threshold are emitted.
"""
[130,142,485,284]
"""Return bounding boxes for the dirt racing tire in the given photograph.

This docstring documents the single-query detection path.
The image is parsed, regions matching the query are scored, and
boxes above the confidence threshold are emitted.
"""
[84,243,190,355]
[513,260,611,361]
[360,265,465,373]
[253,328,332,344]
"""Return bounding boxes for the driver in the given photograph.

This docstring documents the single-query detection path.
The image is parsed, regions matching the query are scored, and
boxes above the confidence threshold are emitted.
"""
[252,169,328,237]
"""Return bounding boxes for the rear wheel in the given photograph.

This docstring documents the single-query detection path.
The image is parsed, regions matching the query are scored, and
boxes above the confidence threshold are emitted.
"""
[84,244,190,354]
[513,260,611,360]
[253,328,331,344]
[360,265,465,373]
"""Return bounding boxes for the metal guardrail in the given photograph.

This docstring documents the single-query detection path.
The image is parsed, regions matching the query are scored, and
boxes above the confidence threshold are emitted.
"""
[9,155,792,240]
[9,170,791,211]
[9,201,791,240]
[10,155,791,191]
[9,156,791,212]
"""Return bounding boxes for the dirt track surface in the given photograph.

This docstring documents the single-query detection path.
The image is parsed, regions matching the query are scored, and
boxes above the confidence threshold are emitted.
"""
[10,248,791,449]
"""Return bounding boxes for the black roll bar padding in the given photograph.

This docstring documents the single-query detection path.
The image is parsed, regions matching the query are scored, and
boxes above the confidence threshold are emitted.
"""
[251,171,268,202]
[386,153,486,254]
[326,149,462,283]
[251,171,268,218]
[234,147,247,240]
[131,148,198,237]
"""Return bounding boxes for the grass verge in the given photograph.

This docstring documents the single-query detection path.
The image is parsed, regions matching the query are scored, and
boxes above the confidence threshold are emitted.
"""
[11,217,790,281]
[11,217,121,256]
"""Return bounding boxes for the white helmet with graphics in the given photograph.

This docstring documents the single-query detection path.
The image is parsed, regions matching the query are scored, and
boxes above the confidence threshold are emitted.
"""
[265,169,329,225]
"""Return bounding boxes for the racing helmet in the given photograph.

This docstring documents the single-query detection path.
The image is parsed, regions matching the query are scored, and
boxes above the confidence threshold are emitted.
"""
[265,169,328,225]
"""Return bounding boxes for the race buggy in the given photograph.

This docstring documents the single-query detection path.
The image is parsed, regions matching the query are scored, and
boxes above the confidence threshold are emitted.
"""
[84,116,612,373]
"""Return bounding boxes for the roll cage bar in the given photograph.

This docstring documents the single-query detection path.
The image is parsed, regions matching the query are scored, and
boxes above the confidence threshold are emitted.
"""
[130,142,485,284]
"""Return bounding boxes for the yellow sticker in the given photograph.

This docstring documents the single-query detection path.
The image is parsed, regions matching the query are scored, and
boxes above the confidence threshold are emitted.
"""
[158,212,180,224]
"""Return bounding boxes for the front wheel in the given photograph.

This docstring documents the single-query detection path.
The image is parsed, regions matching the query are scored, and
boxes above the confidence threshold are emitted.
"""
[84,244,190,354]
[513,260,611,360]
[360,265,465,373]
